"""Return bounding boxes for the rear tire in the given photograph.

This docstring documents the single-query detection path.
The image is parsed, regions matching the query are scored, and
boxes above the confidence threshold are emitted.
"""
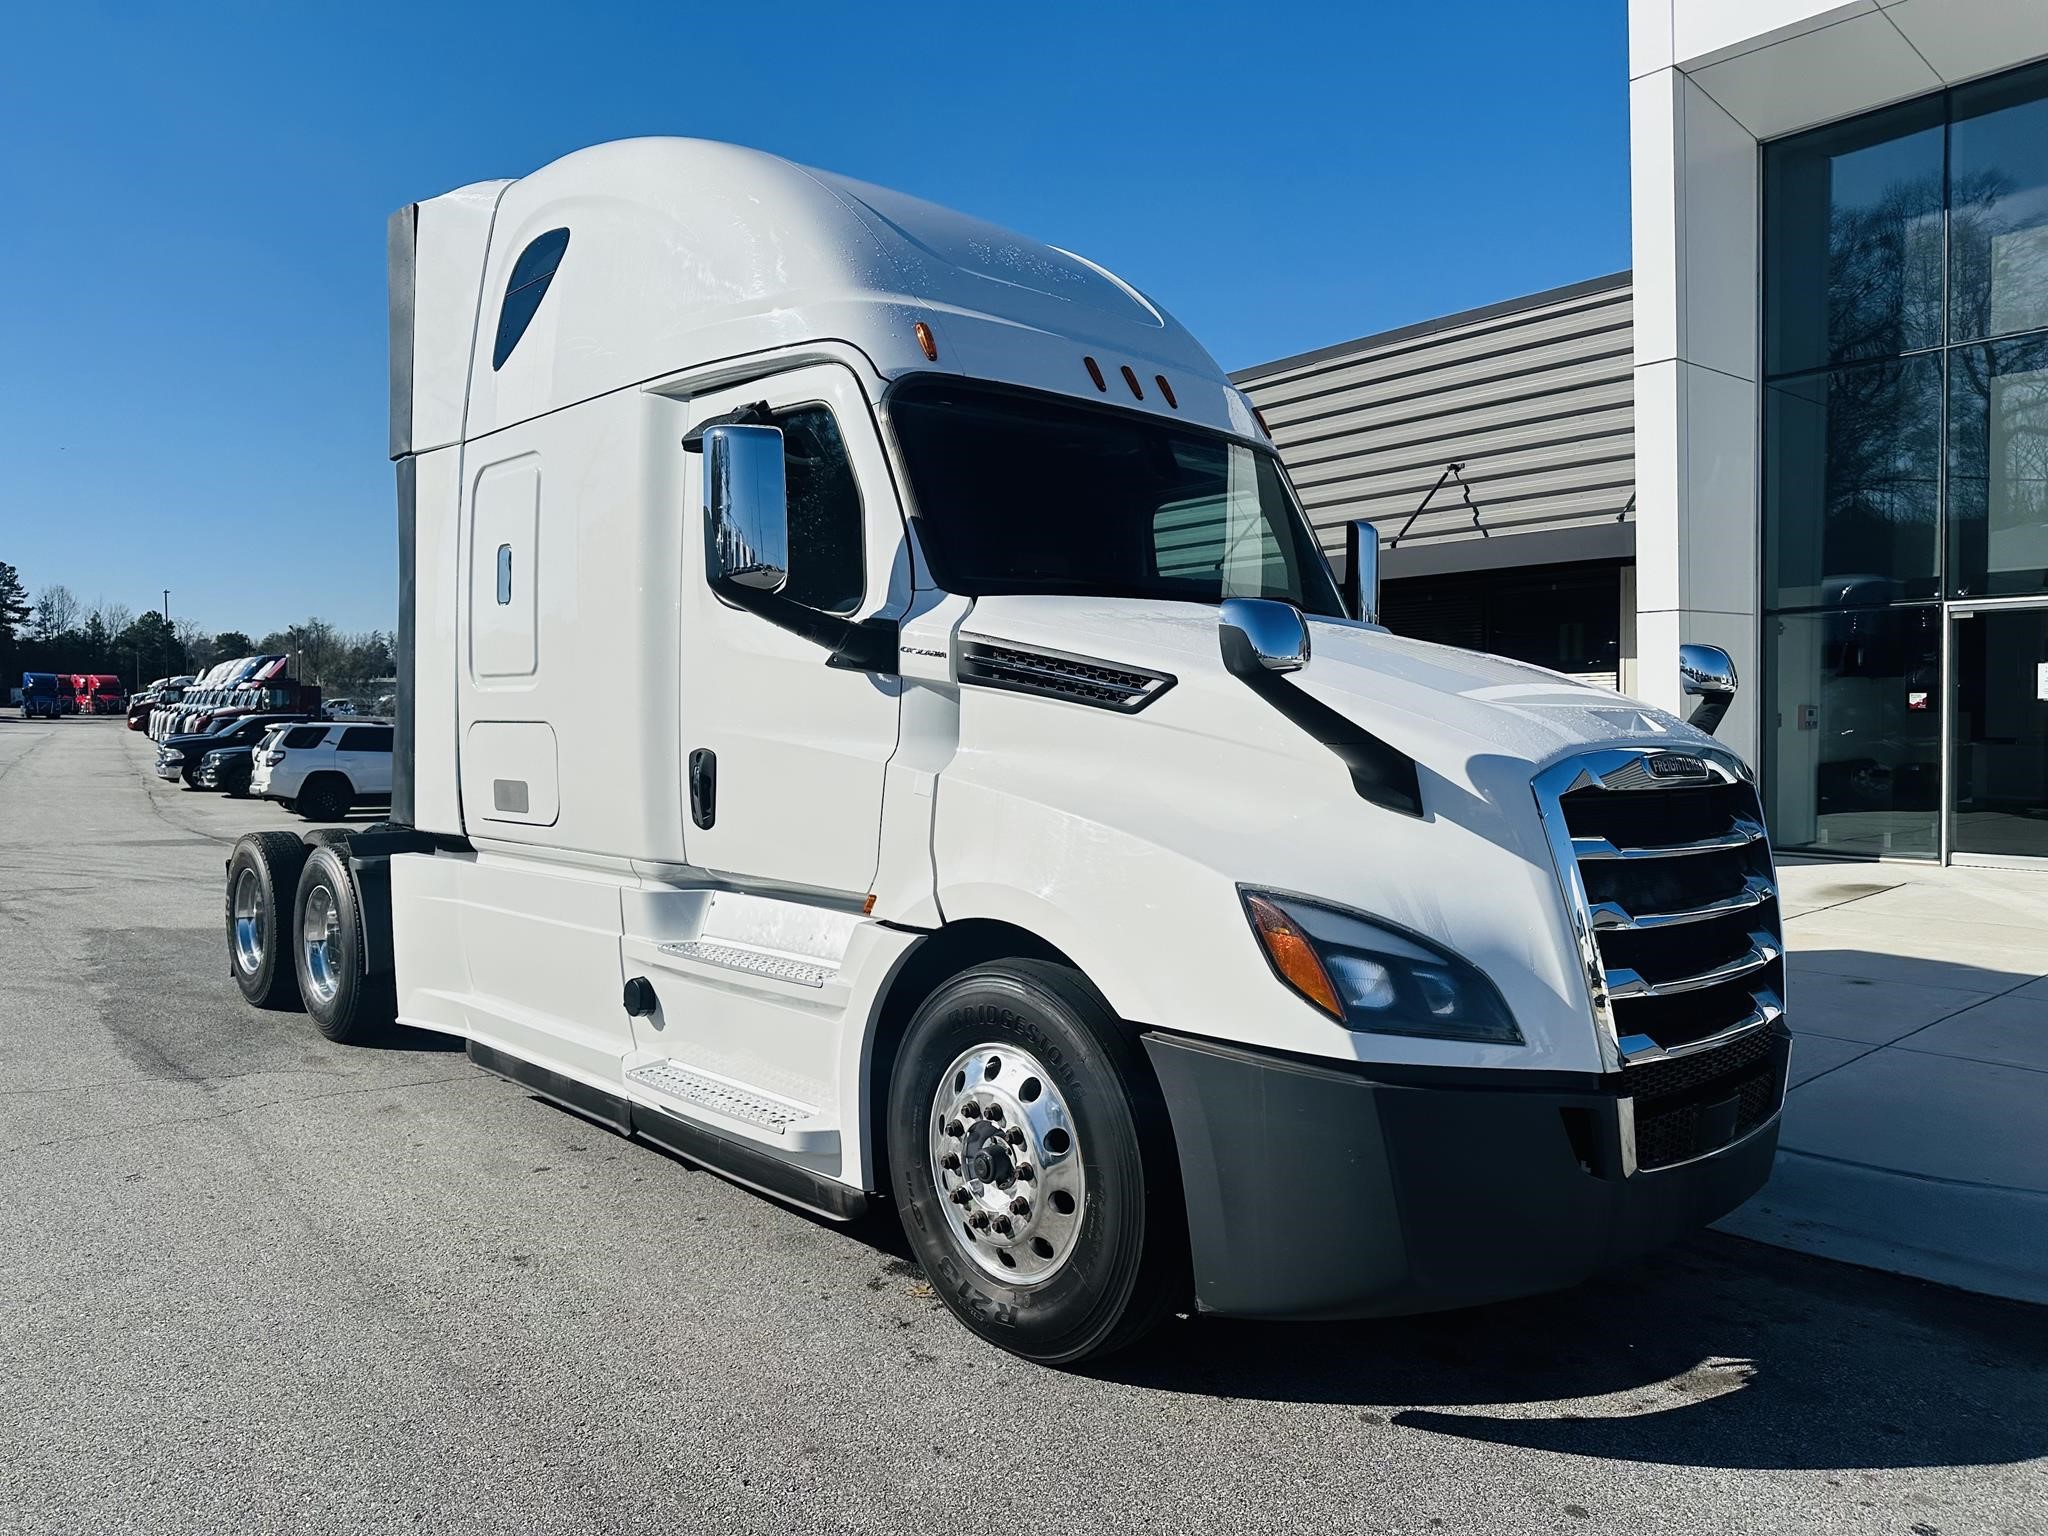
[291,845,395,1045]
[295,775,351,822]
[225,833,309,1010]
[886,959,1187,1365]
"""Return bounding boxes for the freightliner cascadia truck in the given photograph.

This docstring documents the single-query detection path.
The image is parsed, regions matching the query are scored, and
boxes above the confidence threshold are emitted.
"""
[222,138,1787,1364]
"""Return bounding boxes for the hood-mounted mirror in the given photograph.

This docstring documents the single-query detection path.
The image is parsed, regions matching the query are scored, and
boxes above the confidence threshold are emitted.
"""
[1679,643,1738,735]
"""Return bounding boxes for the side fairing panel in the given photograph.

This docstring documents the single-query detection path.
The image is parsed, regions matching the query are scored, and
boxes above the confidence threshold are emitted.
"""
[409,444,463,835]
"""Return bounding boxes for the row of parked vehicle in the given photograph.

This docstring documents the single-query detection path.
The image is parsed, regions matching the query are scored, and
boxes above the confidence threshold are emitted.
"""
[14,672,124,718]
[126,656,392,821]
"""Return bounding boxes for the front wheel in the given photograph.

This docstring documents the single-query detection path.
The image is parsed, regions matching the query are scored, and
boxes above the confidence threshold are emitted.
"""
[886,959,1187,1365]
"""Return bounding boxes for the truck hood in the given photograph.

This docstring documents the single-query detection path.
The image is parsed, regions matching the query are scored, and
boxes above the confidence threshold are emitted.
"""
[962,594,1720,776]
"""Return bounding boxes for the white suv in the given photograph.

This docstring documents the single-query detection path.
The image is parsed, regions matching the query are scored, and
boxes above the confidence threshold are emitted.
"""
[251,721,395,821]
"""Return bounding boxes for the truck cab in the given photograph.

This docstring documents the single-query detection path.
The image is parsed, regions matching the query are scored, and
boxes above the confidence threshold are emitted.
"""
[19,672,61,720]
[223,138,1787,1363]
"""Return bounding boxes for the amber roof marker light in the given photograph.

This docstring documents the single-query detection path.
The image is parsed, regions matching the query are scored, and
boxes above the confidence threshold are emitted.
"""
[1155,375,1177,409]
[914,321,939,362]
[1083,355,1107,391]
[1120,365,1144,400]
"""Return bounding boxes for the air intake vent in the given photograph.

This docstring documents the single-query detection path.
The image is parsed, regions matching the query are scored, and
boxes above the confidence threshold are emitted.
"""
[957,638,1175,713]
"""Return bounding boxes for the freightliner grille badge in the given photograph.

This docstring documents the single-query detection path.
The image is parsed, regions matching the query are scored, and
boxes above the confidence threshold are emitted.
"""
[1647,752,1710,780]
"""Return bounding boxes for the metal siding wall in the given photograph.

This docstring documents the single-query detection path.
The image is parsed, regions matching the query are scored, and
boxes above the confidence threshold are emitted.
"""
[1235,278,1635,568]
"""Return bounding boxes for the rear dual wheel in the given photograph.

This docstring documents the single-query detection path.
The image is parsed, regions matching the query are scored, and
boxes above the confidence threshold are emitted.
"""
[224,834,393,1044]
[887,960,1187,1365]
[226,833,308,1010]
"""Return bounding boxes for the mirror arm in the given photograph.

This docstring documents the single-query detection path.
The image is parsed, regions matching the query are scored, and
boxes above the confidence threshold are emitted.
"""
[682,402,774,452]
[1687,694,1732,735]
[712,580,900,676]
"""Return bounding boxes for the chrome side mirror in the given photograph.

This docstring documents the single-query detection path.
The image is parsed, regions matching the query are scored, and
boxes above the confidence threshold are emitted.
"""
[1219,597,1310,677]
[703,423,788,593]
[1343,519,1380,625]
[1680,642,1738,735]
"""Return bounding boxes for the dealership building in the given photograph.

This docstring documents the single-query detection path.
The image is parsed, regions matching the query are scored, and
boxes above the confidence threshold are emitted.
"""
[1240,0,2048,864]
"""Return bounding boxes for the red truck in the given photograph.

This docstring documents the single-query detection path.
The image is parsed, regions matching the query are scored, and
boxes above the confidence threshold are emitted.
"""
[83,674,125,714]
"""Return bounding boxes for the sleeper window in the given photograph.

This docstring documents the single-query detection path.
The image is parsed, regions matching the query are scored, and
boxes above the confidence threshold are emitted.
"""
[492,228,571,370]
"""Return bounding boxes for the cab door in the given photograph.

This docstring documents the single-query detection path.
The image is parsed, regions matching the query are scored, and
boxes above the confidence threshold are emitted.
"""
[678,363,906,898]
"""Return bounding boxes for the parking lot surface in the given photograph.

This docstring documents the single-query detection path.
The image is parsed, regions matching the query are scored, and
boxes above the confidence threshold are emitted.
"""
[3,716,2045,1535]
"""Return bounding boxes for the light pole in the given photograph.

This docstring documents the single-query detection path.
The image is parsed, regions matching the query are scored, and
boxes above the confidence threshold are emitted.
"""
[162,590,170,623]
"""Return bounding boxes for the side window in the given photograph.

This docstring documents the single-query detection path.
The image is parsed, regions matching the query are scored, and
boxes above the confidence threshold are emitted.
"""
[285,726,329,750]
[492,228,571,371]
[339,726,394,753]
[776,405,864,614]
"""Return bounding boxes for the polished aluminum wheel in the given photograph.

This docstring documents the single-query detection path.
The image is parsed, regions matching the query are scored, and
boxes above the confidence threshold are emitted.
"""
[929,1043,1085,1284]
[301,882,342,1005]
[231,867,265,977]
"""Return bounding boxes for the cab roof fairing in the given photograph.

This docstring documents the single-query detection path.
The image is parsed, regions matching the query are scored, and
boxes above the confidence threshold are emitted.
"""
[422,138,1248,442]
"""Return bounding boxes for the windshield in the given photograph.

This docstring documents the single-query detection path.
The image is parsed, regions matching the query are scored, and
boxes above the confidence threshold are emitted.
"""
[889,380,1344,615]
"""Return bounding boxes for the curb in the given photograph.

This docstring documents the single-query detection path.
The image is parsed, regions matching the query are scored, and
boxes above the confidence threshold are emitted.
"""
[1715,1148,2048,1306]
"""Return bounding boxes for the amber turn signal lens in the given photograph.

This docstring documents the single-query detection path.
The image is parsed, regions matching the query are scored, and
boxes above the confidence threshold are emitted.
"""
[914,321,938,362]
[1244,894,1343,1020]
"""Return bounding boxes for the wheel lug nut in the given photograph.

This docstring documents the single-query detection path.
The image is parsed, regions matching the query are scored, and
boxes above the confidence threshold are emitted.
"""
[993,1217,1014,1236]
[972,1211,991,1230]
[984,1104,1004,1123]
[962,1102,981,1119]
[950,1187,971,1205]
[1009,1197,1029,1216]
[945,1120,964,1138]
[941,1153,960,1171]
[1015,1163,1033,1181]
[1006,1127,1025,1146]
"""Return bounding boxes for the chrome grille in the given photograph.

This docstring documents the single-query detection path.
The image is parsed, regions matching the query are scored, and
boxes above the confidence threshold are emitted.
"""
[1534,748,1788,1075]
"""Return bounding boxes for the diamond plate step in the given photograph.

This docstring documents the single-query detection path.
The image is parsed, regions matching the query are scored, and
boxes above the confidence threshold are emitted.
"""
[625,1059,821,1136]
[657,940,836,989]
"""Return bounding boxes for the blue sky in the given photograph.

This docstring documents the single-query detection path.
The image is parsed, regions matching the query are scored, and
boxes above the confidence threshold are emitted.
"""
[0,1,1630,637]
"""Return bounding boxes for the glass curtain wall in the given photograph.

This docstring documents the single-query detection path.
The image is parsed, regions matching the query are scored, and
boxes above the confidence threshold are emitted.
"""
[1762,60,2048,858]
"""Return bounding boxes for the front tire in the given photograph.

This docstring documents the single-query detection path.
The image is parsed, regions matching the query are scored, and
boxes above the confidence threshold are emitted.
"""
[291,845,394,1045]
[886,959,1187,1365]
[225,833,309,1010]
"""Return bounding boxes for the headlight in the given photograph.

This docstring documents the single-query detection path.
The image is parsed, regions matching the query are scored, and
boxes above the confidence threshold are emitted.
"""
[1240,889,1522,1044]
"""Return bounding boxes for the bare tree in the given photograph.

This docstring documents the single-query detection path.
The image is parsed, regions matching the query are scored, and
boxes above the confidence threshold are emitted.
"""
[32,584,78,640]
[94,600,135,637]
[172,618,209,663]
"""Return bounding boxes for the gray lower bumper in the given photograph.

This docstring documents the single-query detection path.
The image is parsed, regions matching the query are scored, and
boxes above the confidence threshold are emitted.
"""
[1143,1027,1786,1320]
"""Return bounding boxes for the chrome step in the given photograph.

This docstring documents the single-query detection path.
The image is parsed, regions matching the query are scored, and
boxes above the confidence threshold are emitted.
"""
[657,939,836,989]
[625,1059,819,1133]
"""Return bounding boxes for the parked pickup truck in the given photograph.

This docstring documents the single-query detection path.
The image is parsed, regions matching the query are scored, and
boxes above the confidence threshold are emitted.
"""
[222,138,1787,1365]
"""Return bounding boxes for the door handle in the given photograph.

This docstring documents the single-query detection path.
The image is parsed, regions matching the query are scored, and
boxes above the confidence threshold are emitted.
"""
[689,748,717,829]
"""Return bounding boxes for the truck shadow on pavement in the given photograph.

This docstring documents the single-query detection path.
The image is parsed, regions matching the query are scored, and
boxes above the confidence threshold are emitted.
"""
[1096,1234,2047,1472]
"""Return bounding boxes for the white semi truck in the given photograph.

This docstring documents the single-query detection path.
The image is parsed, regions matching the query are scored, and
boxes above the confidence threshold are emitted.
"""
[223,138,1788,1364]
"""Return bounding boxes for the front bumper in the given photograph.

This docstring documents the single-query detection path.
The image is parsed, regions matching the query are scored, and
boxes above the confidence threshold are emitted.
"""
[1142,1025,1786,1320]
[154,760,185,780]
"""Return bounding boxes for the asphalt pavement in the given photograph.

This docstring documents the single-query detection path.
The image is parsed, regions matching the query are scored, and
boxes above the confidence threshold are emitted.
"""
[3,715,2045,1535]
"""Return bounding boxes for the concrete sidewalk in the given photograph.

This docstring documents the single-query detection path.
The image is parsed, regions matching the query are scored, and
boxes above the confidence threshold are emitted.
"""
[1716,856,2048,1302]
